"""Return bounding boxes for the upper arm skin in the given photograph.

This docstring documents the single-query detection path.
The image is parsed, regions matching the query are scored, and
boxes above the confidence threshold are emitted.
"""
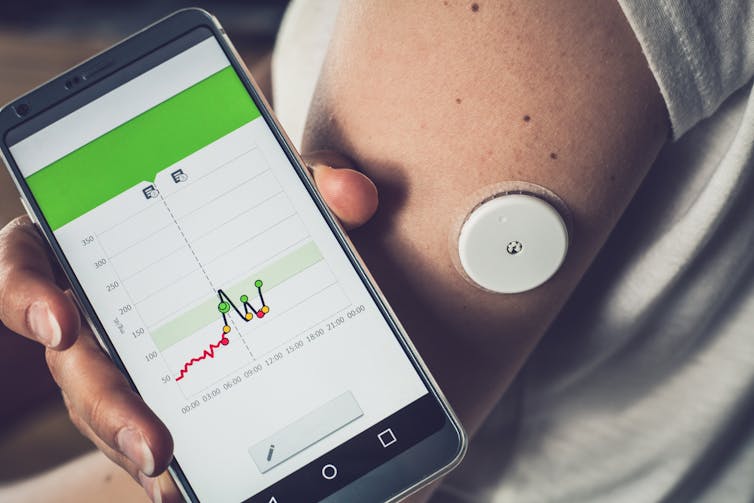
[304,0,668,439]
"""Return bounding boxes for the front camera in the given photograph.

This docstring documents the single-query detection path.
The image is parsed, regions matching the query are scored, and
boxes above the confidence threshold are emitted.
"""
[65,75,82,90]
[14,103,31,118]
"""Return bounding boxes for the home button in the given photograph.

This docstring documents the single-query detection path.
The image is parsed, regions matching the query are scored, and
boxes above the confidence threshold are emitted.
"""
[321,464,338,480]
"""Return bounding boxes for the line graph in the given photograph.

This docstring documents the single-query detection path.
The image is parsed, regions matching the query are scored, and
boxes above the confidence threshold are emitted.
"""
[174,330,230,382]
[60,143,351,397]
[217,279,269,325]
[150,241,321,352]
[175,279,270,381]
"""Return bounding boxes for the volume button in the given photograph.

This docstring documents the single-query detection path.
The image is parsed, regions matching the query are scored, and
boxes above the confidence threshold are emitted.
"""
[19,196,38,224]
[19,197,48,242]
[70,288,111,355]
[83,308,112,356]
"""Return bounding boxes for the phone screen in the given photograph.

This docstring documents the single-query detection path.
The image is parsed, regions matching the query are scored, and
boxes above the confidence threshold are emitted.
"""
[5,27,454,502]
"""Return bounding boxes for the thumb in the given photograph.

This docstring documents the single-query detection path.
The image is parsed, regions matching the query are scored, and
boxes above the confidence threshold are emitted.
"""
[303,151,378,230]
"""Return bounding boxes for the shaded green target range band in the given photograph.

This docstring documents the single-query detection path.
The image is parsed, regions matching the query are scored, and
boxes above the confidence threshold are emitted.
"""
[151,241,323,351]
[26,66,260,230]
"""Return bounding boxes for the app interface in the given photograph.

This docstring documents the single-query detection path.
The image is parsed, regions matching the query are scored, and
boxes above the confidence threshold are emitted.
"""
[10,35,427,501]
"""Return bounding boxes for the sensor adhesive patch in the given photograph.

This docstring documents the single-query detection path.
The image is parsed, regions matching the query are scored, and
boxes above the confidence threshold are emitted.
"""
[455,186,570,294]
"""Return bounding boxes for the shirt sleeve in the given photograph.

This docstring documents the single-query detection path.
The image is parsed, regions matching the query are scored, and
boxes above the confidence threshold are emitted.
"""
[618,0,754,139]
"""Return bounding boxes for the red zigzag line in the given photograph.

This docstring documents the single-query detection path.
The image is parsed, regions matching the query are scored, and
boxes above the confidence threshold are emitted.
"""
[175,332,228,381]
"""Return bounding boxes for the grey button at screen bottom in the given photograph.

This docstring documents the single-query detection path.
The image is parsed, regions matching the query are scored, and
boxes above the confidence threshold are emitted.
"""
[249,391,363,473]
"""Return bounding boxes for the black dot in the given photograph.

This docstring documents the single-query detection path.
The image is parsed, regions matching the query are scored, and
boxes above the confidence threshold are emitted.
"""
[550,152,558,160]
[523,115,531,122]
[471,3,480,12]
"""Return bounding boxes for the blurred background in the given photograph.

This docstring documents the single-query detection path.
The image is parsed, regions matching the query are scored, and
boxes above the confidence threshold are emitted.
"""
[0,0,288,484]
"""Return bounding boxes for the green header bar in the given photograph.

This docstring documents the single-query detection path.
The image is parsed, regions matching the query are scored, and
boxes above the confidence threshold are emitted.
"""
[26,66,260,230]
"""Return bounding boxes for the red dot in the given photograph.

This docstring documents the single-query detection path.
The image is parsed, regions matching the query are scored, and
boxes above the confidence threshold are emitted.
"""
[221,337,230,345]
[257,310,265,318]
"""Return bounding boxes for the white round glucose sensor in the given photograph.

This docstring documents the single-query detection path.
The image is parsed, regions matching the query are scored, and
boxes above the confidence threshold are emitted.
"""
[458,193,569,293]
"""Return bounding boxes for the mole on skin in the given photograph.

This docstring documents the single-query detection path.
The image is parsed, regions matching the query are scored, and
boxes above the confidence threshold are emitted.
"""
[523,115,531,122]
[471,3,480,12]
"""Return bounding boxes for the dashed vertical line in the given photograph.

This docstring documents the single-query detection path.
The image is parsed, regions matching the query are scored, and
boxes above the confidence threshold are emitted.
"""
[158,192,254,359]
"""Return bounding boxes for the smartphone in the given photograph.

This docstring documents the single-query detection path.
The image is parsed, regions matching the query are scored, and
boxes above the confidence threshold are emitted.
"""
[0,9,465,503]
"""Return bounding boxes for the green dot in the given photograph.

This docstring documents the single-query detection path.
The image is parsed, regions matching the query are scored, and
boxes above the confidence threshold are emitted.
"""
[254,280,263,288]
[240,295,249,303]
[218,302,230,313]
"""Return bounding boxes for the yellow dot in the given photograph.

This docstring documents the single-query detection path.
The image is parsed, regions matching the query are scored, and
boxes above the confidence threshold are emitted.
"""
[223,325,231,333]
[245,313,253,320]
[262,306,270,313]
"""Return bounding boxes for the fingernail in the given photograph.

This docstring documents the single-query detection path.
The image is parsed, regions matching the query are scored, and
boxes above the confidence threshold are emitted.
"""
[117,427,155,476]
[138,472,162,503]
[307,162,331,175]
[28,301,61,347]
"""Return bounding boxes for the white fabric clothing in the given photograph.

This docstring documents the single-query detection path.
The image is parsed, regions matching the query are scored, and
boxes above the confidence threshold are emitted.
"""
[619,1,754,138]
[272,1,754,501]
[271,1,338,148]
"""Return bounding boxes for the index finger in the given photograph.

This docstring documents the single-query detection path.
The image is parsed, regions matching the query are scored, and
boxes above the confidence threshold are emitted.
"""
[0,216,80,348]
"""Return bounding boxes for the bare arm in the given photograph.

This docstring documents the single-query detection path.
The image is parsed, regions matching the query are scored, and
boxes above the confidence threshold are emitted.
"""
[304,0,668,440]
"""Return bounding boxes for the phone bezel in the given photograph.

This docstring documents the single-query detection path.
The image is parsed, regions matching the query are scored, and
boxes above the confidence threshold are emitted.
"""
[0,8,467,502]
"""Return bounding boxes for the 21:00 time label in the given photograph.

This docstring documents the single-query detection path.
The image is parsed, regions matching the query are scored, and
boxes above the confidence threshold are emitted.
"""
[307,304,365,341]
[179,304,367,414]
